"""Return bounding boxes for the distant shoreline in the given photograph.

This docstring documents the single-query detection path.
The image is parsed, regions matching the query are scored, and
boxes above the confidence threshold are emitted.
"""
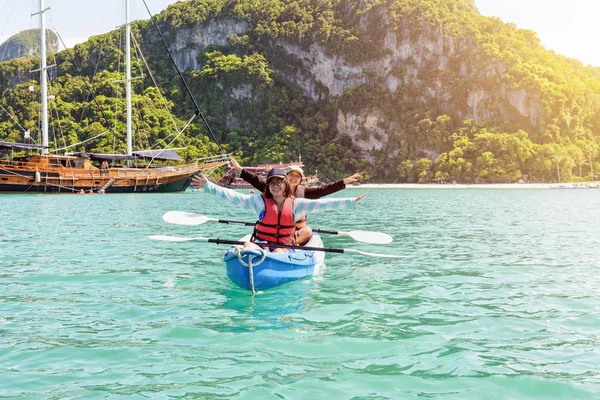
[344,183,596,189]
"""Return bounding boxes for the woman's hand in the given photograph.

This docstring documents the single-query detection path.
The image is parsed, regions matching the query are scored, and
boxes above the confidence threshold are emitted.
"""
[229,157,243,172]
[356,194,367,202]
[191,173,208,188]
[343,173,360,185]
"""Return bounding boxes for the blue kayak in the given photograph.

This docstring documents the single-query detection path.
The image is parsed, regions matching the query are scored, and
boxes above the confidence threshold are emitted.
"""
[223,234,325,291]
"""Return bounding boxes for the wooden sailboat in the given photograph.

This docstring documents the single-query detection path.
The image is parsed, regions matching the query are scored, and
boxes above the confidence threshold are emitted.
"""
[0,0,225,193]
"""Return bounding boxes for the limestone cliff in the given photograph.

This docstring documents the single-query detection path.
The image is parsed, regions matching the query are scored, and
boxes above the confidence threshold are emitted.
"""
[168,16,544,162]
[0,29,59,62]
[170,20,248,71]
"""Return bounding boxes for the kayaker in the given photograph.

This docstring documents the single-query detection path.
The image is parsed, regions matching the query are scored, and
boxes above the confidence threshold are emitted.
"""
[228,157,360,245]
[192,169,366,253]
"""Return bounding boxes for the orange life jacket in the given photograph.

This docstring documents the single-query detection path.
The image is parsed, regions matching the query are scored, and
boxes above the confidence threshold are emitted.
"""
[254,194,296,244]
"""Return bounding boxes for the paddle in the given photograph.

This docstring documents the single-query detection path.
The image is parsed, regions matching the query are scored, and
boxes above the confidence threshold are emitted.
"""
[162,211,393,245]
[148,235,408,258]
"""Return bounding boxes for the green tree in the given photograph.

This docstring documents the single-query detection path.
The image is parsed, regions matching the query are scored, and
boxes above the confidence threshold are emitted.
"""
[397,159,414,183]
[414,158,431,183]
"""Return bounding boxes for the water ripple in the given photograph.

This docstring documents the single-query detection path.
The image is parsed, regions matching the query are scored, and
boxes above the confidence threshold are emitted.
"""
[1,190,600,398]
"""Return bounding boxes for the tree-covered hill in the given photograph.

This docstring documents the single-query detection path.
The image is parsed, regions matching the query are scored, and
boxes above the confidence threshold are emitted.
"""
[1,0,600,183]
[0,29,58,62]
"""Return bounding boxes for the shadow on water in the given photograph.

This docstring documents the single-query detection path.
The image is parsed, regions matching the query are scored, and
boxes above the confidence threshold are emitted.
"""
[217,282,314,331]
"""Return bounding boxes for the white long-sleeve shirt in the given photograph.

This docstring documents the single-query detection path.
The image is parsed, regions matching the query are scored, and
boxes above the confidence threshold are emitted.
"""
[202,181,357,220]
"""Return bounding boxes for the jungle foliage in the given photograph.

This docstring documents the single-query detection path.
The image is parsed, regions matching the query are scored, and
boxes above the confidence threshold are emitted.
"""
[1,0,600,182]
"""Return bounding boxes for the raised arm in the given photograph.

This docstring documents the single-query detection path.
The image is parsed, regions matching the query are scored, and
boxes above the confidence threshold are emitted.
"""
[293,194,367,220]
[304,173,360,199]
[230,157,266,192]
[192,174,264,218]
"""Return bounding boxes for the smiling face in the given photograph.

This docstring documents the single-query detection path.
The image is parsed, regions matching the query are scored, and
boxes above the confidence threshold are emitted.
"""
[286,171,302,189]
[267,177,286,198]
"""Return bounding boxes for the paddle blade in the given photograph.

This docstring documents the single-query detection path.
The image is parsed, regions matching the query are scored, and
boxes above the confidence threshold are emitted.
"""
[343,230,393,245]
[162,211,210,226]
[148,235,209,242]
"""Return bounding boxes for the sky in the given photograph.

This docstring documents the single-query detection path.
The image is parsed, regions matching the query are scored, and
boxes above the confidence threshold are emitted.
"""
[1,0,599,67]
[475,0,600,67]
[0,0,176,49]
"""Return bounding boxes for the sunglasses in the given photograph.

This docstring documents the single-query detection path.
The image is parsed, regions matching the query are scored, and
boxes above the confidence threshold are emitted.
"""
[268,178,285,187]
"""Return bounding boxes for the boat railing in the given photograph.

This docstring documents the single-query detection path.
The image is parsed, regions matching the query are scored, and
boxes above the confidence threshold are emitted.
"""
[197,153,230,164]
[114,162,199,177]
[0,159,35,169]
[196,154,229,173]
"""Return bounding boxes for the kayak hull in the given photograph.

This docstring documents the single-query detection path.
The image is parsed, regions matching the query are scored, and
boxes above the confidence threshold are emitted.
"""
[224,234,325,291]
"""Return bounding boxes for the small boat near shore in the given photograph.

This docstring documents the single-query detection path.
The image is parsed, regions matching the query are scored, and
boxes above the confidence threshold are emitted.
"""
[224,234,325,292]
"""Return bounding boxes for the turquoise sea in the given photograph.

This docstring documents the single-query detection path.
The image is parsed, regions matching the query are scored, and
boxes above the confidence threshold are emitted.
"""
[1,188,599,399]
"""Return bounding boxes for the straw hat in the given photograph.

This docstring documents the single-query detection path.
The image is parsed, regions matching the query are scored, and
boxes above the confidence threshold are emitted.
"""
[286,165,304,177]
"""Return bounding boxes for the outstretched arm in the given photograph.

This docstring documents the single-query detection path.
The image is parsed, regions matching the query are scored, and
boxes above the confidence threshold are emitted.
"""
[343,173,361,185]
[230,157,266,192]
[192,174,264,218]
[293,194,367,219]
[304,173,361,199]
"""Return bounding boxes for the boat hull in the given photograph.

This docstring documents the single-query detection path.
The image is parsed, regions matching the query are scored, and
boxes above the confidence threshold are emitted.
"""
[0,155,226,193]
[0,175,193,193]
[224,234,325,291]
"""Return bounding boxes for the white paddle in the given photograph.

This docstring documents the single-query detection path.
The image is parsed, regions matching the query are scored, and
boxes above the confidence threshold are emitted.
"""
[148,235,408,258]
[162,211,393,244]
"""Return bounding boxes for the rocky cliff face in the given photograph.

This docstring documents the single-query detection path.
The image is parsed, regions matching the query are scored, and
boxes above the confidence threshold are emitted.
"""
[169,17,543,161]
[0,29,59,62]
[336,110,390,162]
[274,23,543,157]
[170,20,248,71]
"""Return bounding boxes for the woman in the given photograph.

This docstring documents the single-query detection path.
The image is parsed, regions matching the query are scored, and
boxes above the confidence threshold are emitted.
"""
[192,169,366,253]
[229,157,360,245]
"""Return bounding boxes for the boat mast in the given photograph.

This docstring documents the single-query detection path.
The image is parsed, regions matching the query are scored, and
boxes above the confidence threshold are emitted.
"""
[35,0,50,154]
[125,0,133,165]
